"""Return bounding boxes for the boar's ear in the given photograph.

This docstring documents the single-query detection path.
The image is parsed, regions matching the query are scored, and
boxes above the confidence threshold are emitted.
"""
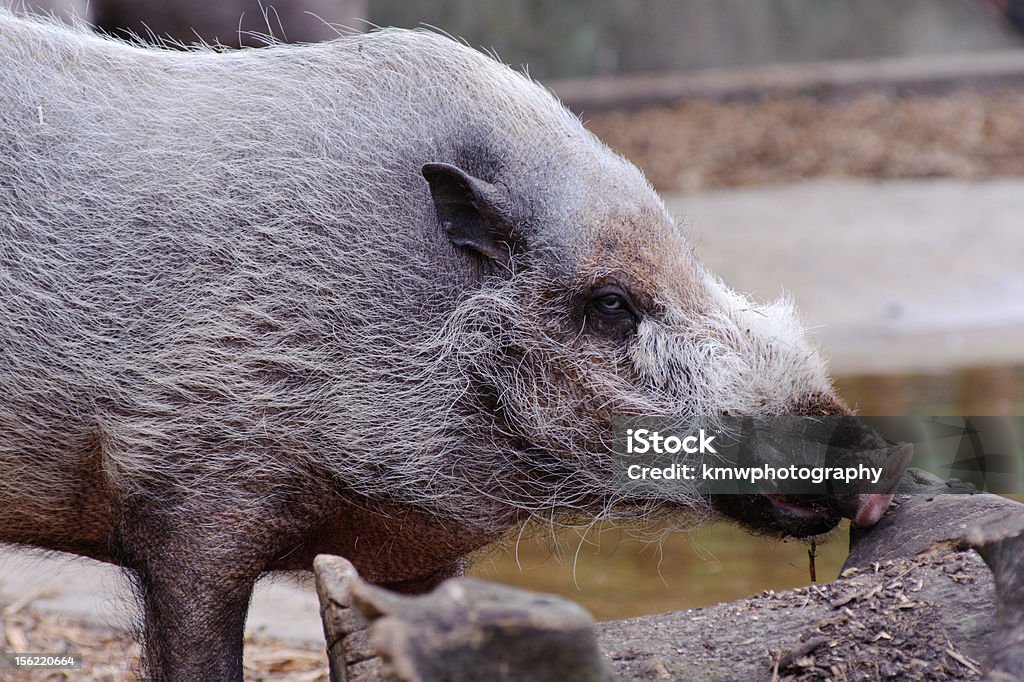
[421,162,520,267]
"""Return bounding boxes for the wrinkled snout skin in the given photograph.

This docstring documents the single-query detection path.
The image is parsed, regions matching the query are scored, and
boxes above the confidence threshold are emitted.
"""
[0,13,901,681]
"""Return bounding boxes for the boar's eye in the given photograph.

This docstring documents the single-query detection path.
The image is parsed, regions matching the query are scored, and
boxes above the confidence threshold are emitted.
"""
[594,292,627,316]
[587,284,638,329]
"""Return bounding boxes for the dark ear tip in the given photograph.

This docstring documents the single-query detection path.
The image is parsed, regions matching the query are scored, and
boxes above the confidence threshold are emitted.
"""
[421,162,457,182]
[420,162,439,180]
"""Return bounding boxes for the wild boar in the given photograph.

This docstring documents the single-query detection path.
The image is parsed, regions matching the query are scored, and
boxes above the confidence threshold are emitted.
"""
[0,12,902,680]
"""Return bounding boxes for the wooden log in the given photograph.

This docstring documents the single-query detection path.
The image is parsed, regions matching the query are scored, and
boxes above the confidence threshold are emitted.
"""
[314,554,610,682]
[313,554,382,682]
[349,577,611,682]
[844,469,1009,569]
[599,477,1023,680]
[966,512,1024,681]
[313,474,1024,680]
[598,549,994,680]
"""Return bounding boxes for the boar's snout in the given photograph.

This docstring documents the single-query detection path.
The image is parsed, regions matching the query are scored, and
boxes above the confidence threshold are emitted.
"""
[712,397,913,538]
[827,441,913,528]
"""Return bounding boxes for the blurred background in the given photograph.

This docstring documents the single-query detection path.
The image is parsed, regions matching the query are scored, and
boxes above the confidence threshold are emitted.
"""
[22,0,1024,67]
[7,1,1024,677]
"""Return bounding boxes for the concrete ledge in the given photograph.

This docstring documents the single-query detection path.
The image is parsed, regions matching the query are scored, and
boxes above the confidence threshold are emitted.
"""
[665,177,1024,375]
[547,50,1024,113]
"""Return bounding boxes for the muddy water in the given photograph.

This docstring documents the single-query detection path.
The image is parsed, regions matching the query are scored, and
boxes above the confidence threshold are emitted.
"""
[471,521,850,621]
[468,365,1024,621]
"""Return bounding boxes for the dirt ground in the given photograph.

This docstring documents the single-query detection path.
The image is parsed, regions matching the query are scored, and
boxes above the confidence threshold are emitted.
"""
[586,90,1024,192]
[0,592,328,681]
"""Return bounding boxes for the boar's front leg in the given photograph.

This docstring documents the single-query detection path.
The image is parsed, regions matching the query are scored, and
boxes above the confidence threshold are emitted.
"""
[114,510,265,682]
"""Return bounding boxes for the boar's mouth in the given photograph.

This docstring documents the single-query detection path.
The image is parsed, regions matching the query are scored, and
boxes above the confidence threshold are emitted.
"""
[710,441,913,539]
[712,493,841,538]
